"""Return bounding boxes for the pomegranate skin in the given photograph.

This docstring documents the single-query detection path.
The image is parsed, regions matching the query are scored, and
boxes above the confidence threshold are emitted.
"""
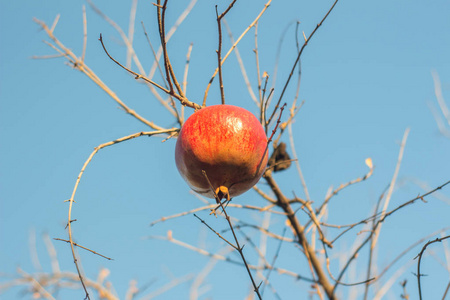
[175,104,268,199]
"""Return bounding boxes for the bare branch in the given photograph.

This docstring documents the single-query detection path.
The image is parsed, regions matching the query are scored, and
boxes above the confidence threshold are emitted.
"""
[65,129,178,300]
[415,235,450,300]
[81,6,87,62]
[203,0,272,106]
[33,18,165,129]
[272,0,339,116]
[54,238,113,260]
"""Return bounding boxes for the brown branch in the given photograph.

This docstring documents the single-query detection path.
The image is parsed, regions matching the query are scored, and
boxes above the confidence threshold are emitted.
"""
[261,228,286,298]
[203,0,272,106]
[271,0,339,119]
[216,5,225,104]
[214,0,237,105]
[147,232,315,282]
[314,157,375,227]
[331,180,450,294]
[156,0,186,99]
[156,0,174,93]
[264,172,335,299]
[33,18,166,129]
[87,0,182,116]
[232,223,294,243]
[149,202,285,227]
[258,103,286,178]
[254,22,264,122]
[201,170,263,299]
[223,19,258,106]
[376,227,450,282]
[54,238,113,260]
[141,21,167,90]
[98,34,201,110]
[194,214,237,249]
[415,235,450,300]
[65,129,178,300]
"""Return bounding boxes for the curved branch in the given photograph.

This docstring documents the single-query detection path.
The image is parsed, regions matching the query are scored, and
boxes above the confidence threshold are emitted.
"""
[415,235,450,300]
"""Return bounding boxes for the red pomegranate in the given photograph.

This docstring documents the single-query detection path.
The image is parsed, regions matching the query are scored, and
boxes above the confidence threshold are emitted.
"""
[175,104,268,200]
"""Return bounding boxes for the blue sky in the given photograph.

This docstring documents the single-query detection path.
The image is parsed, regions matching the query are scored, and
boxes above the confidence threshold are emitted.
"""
[1,0,450,299]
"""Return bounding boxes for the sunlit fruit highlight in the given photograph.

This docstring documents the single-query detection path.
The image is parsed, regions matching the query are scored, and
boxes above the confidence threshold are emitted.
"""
[175,104,268,199]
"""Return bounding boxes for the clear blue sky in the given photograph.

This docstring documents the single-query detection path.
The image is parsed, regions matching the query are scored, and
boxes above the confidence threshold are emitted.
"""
[1,1,450,299]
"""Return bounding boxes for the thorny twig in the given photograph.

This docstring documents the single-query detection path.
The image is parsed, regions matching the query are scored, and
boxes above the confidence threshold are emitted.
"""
[146,231,315,282]
[415,235,450,300]
[54,238,113,261]
[330,180,450,295]
[201,170,263,299]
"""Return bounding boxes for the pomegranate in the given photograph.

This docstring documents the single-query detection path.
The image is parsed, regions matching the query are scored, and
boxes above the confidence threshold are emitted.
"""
[175,104,268,200]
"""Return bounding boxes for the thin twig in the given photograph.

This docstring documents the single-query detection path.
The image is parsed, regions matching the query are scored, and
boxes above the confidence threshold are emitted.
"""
[147,0,197,81]
[415,235,450,300]
[194,214,237,249]
[261,228,286,297]
[149,203,285,227]
[146,232,315,282]
[270,20,298,91]
[380,228,450,283]
[81,5,87,62]
[34,18,165,129]
[287,103,311,202]
[364,129,409,299]
[271,0,339,123]
[203,0,272,106]
[223,19,258,105]
[89,0,195,116]
[156,0,186,99]
[331,180,450,295]
[314,157,375,225]
[54,238,113,260]
[50,14,60,33]
[233,223,293,242]
[157,0,174,93]
[98,34,201,110]
[214,1,237,104]
[65,129,177,300]
[141,21,167,89]
[126,0,139,68]
[201,170,263,299]
[254,22,263,118]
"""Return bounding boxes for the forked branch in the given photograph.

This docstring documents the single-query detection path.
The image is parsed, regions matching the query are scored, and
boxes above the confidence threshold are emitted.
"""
[98,34,201,110]
[203,0,272,106]
[201,170,263,300]
[33,18,166,130]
